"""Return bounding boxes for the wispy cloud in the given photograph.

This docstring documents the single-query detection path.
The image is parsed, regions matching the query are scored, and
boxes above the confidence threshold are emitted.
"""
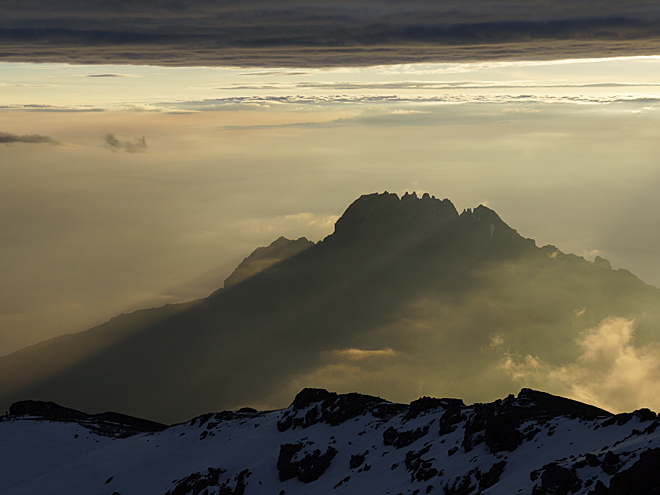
[167,94,660,114]
[103,133,148,153]
[0,104,105,112]
[0,131,61,145]
[0,103,192,114]
[237,70,315,77]
[86,73,140,78]
[332,348,396,360]
[4,94,658,118]
[0,82,58,87]
[226,213,339,242]
[375,56,660,75]
[216,80,660,91]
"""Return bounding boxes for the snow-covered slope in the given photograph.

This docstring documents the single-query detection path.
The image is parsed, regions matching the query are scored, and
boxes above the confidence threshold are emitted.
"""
[2,388,659,495]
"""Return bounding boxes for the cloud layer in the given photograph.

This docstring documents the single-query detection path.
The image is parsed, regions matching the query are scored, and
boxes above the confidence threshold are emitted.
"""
[1,1,660,66]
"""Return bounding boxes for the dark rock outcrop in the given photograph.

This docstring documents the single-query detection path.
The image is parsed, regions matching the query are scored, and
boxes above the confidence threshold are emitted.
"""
[292,388,336,410]
[277,443,304,482]
[164,468,251,495]
[383,425,430,449]
[444,470,478,495]
[280,389,466,433]
[277,443,338,484]
[438,404,465,436]
[517,389,611,418]
[602,408,657,428]
[404,397,463,421]
[532,463,582,495]
[443,461,507,495]
[349,453,365,469]
[461,389,611,454]
[405,445,439,483]
[601,451,622,476]
[590,448,660,495]
[479,461,507,491]
[278,388,397,430]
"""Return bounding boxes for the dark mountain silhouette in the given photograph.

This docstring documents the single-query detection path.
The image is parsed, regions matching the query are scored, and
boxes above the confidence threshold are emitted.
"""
[8,399,167,435]
[2,191,660,423]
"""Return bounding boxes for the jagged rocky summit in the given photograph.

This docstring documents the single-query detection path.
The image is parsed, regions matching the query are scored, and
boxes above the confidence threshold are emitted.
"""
[2,389,660,495]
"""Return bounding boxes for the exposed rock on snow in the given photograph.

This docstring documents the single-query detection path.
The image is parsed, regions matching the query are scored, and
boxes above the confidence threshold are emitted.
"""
[2,388,660,494]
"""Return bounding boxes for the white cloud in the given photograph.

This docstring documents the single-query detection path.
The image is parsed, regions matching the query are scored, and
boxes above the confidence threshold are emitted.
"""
[227,213,339,243]
[500,317,660,412]
[375,56,660,75]
[283,212,339,230]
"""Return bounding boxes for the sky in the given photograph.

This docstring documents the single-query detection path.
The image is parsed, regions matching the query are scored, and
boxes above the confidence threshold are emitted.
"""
[2,0,660,411]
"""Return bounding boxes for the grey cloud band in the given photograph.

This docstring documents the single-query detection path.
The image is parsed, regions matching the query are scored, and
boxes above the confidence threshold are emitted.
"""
[1,1,660,66]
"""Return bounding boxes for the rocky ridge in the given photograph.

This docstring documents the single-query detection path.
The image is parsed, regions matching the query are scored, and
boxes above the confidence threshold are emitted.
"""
[2,388,660,495]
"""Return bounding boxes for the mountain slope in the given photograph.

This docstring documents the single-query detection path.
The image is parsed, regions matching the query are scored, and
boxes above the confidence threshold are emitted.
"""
[2,388,659,495]
[2,192,660,423]
[223,236,314,289]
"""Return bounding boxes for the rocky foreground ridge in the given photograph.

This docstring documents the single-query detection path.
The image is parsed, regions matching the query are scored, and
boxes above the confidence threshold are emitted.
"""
[2,388,660,495]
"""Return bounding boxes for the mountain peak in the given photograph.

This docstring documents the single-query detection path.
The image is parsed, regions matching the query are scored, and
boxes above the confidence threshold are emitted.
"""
[330,191,458,243]
[459,204,506,228]
[515,388,611,417]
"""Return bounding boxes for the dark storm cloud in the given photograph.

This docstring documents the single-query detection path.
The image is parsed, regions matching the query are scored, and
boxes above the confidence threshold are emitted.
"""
[104,133,148,153]
[0,131,61,144]
[1,1,660,66]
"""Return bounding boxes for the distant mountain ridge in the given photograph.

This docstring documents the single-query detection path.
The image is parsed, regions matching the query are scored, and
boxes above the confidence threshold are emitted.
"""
[223,236,314,289]
[1,191,660,423]
[3,388,660,495]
